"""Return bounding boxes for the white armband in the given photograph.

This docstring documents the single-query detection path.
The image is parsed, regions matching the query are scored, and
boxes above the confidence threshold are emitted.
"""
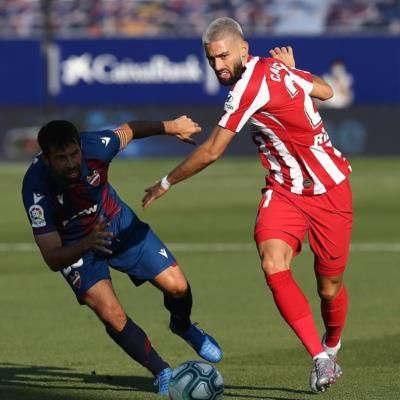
[160,175,171,190]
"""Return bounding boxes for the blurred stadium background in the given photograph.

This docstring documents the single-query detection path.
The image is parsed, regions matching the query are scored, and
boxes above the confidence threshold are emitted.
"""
[1,1,400,400]
[1,0,400,159]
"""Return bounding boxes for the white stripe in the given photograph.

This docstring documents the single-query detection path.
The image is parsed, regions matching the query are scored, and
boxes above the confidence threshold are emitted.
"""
[253,122,304,194]
[260,111,285,129]
[301,158,326,194]
[252,133,284,184]
[310,145,346,184]
[263,189,273,208]
[236,77,270,132]
[2,242,400,253]
[290,70,313,94]
[219,57,260,129]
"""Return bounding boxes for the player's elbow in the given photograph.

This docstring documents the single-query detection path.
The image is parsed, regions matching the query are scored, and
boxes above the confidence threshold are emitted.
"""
[321,85,334,101]
[42,255,65,272]
[311,76,334,101]
[46,260,63,272]
[207,150,221,163]
[200,144,222,164]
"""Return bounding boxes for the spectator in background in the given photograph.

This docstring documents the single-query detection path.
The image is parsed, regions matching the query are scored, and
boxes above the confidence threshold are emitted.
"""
[319,59,354,108]
[2,0,400,38]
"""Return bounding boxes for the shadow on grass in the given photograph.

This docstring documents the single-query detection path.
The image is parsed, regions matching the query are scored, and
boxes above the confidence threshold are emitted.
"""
[224,384,311,400]
[0,362,154,400]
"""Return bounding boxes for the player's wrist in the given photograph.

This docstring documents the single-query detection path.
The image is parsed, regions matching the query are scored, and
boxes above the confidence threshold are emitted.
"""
[163,120,175,135]
[160,175,171,190]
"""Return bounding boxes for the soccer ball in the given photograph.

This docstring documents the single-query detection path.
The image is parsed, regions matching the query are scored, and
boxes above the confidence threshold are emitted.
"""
[168,360,224,400]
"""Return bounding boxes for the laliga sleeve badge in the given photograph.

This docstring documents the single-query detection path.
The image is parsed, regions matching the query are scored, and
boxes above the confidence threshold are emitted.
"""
[28,204,46,228]
[224,92,235,112]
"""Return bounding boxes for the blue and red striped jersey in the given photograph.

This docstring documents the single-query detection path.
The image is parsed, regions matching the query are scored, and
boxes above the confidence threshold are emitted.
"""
[22,129,137,245]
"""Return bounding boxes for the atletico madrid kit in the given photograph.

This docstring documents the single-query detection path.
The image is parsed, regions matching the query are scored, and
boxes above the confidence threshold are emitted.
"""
[218,56,353,274]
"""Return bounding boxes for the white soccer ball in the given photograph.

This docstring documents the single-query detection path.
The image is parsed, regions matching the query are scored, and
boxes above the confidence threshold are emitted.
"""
[168,360,224,400]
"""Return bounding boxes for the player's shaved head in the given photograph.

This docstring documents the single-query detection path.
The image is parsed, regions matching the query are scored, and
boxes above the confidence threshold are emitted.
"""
[202,17,244,45]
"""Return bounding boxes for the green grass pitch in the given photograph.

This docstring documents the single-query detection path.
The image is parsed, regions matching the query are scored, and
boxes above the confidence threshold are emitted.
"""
[0,157,399,400]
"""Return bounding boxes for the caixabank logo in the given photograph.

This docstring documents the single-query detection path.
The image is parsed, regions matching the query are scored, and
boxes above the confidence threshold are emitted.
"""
[47,40,220,103]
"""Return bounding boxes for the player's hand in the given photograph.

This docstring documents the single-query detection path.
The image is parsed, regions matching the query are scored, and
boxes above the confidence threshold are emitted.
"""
[83,217,114,254]
[165,115,202,145]
[269,46,295,68]
[142,182,168,209]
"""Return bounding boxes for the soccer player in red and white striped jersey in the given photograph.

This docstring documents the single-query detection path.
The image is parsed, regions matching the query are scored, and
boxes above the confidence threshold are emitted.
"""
[143,17,352,393]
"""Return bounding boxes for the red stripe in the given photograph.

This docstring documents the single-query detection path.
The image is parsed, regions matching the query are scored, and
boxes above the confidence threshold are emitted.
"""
[225,60,266,131]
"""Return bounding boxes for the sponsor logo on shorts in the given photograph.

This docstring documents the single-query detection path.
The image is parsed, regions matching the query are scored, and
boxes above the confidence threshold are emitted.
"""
[70,271,82,288]
[62,259,83,289]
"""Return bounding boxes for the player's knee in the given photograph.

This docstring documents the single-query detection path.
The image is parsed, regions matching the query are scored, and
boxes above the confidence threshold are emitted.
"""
[317,275,343,301]
[260,254,289,275]
[166,279,188,298]
[318,285,341,301]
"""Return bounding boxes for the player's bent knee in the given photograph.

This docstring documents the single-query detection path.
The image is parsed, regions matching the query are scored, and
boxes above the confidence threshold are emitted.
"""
[318,285,342,301]
[317,275,343,301]
[260,255,289,276]
[166,279,189,298]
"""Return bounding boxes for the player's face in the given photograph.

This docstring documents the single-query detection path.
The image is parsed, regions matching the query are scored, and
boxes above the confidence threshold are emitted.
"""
[44,142,82,182]
[205,37,249,86]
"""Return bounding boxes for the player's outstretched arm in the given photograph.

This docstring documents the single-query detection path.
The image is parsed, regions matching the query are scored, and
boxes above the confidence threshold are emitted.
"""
[114,116,201,147]
[142,126,234,208]
[34,217,114,271]
[163,115,202,144]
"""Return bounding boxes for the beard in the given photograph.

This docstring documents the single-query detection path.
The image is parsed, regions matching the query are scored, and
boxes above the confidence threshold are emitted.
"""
[216,60,244,86]
[54,165,81,184]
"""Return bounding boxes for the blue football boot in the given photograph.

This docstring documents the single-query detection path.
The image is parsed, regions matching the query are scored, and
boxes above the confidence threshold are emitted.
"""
[170,322,223,363]
[154,367,173,396]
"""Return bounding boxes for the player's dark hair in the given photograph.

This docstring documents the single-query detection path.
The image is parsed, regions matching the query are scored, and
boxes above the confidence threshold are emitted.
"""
[38,120,80,155]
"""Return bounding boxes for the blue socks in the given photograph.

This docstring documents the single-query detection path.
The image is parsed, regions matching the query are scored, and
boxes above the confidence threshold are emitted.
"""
[106,317,169,376]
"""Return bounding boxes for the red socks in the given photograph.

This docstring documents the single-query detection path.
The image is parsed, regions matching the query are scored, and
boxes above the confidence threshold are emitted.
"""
[266,270,324,357]
[321,285,348,347]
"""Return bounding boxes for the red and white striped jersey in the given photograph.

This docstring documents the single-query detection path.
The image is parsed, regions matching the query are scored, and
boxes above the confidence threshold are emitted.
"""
[218,56,351,195]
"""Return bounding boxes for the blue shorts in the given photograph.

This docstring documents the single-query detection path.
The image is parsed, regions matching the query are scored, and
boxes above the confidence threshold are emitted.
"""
[60,221,176,303]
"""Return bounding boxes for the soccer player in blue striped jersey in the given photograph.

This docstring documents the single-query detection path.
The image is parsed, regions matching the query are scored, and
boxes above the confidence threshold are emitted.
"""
[21,117,223,396]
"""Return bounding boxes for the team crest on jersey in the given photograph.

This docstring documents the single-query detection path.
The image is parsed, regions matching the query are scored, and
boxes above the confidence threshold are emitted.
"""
[28,204,46,228]
[86,169,101,186]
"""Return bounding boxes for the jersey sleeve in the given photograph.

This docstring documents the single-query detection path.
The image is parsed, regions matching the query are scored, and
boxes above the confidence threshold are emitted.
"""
[22,183,57,235]
[218,58,270,133]
[80,129,121,162]
[290,68,314,94]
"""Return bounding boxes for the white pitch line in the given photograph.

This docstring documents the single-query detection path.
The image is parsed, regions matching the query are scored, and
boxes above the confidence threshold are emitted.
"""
[1,242,400,253]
